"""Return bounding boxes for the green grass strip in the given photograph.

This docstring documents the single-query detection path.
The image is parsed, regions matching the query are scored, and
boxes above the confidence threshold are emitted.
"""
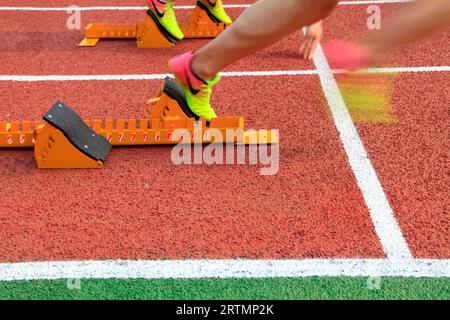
[1,277,449,300]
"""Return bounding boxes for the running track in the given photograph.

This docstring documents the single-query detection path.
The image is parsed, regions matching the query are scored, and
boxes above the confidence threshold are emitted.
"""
[0,0,448,280]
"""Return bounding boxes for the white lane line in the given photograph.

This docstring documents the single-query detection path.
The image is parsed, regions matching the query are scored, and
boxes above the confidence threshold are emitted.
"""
[0,1,413,12]
[0,66,448,82]
[0,74,171,82]
[1,5,202,11]
[334,66,450,74]
[221,70,319,77]
[312,44,413,260]
[0,259,448,281]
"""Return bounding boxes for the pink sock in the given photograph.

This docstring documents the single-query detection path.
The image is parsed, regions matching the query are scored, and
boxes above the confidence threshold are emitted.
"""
[147,0,170,10]
[169,52,206,92]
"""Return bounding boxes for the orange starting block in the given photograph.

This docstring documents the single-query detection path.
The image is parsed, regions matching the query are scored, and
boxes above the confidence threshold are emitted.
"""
[79,9,178,48]
[0,78,277,169]
[181,1,230,39]
[79,2,230,48]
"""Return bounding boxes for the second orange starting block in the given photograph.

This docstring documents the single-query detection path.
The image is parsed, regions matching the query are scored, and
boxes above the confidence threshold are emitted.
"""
[79,2,230,48]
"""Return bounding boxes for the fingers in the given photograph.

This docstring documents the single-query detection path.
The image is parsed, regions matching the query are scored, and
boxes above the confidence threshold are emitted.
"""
[300,36,313,59]
[302,34,322,60]
[301,36,321,60]
[303,37,314,60]
[301,21,324,60]
[299,39,308,57]
[308,37,320,60]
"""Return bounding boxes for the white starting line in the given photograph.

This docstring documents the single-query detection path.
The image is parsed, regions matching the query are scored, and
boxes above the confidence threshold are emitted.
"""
[0,258,449,281]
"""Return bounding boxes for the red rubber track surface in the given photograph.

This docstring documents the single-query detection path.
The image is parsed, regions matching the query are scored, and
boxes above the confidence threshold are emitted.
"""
[0,77,384,262]
[0,1,448,262]
[355,73,450,258]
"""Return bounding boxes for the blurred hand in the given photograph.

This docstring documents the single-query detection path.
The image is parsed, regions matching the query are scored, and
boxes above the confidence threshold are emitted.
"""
[300,21,323,60]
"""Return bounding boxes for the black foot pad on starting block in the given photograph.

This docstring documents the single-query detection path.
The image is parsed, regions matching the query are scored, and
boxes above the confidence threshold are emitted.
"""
[162,77,199,119]
[43,101,112,161]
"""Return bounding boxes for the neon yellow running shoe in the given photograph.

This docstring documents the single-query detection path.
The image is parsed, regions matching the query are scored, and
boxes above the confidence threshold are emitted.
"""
[183,75,220,121]
[145,0,184,40]
[198,0,232,25]
[169,51,220,121]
